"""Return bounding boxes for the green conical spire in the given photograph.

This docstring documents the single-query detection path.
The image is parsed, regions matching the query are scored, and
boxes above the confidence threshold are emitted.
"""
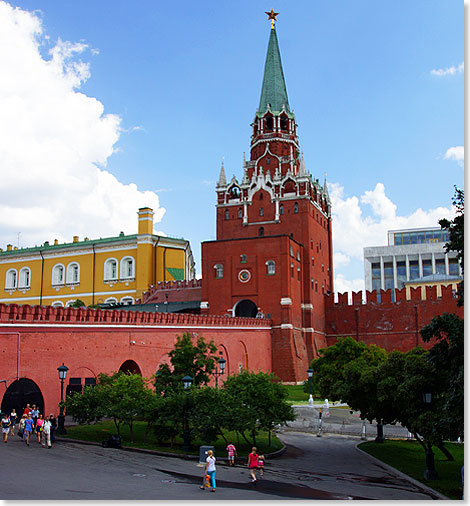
[257,26,292,117]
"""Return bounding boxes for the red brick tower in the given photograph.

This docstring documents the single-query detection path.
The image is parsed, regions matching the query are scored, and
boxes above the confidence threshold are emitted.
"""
[201,17,333,382]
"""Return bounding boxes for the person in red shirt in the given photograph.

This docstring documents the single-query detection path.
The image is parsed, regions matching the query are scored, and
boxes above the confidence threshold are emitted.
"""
[226,442,237,466]
[23,404,31,416]
[247,447,259,482]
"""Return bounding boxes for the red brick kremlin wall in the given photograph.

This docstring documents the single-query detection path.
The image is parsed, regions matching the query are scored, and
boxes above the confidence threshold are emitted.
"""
[0,303,272,416]
[325,285,463,351]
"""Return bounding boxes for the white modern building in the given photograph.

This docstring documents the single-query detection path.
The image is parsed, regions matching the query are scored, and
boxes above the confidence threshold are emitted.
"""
[364,227,461,292]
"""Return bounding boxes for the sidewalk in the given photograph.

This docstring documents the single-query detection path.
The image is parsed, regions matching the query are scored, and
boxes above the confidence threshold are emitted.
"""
[285,405,411,439]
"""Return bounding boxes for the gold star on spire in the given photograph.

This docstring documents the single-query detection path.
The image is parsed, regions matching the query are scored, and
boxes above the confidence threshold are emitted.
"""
[265,9,279,29]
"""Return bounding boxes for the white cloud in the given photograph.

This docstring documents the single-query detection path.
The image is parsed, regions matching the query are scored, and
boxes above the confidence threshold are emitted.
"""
[444,146,464,166]
[0,2,165,248]
[333,274,365,299]
[430,62,464,76]
[330,182,454,292]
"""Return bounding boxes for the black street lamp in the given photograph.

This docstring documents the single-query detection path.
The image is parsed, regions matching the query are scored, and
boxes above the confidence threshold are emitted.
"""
[181,375,193,452]
[214,356,226,388]
[422,387,438,480]
[307,368,314,396]
[57,363,69,435]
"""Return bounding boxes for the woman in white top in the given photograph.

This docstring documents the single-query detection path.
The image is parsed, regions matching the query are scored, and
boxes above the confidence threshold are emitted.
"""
[201,449,216,492]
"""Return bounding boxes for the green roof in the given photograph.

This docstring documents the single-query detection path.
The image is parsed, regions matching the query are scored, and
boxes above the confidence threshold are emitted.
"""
[0,232,188,257]
[257,26,292,118]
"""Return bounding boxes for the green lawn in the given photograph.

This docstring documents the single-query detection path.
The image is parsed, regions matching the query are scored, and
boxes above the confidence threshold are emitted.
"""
[359,440,464,500]
[285,384,312,402]
[62,420,283,457]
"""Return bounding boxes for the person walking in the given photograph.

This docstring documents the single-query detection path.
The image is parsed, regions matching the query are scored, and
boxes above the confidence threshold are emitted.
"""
[49,414,57,442]
[18,415,26,439]
[31,405,39,426]
[226,441,237,466]
[24,414,34,446]
[23,404,31,416]
[35,414,44,444]
[2,414,10,443]
[258,452,266,478]
[9,409,17,436]
[41,416,52,449]
[200,449,217,492]
[248,447,259,483]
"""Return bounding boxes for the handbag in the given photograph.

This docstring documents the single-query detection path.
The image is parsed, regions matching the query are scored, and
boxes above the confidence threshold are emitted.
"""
[204,474,211,488]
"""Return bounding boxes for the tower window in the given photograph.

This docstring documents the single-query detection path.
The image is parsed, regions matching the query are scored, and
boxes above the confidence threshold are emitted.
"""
[266,157,270,165]
[260,207,264,217]
[280,204,284,215]
[294,202,298,213]
[259,227,264,237]
[214,264,223,279]
[240,254,247,263]
[225,209,229,220]
[238,208,242,218]
[290,246,294,257]
[297,251,301,261]
[265,116,273,131]
[266,260,275,275]
[280,116,288,130]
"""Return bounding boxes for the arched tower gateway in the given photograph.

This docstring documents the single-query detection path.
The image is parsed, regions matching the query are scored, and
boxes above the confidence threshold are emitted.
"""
[201,13,333,382]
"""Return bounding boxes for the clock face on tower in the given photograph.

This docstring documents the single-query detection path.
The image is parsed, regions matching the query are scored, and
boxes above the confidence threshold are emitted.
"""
[238,269,251,283]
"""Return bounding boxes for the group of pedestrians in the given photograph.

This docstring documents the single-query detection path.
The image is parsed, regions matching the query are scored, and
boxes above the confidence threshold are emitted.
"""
[1,404,56,449]
[200,443,266,493]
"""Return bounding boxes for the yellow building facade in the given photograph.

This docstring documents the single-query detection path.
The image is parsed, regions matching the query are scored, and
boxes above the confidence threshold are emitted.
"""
[0,208,195,307]
[404,273,462,300]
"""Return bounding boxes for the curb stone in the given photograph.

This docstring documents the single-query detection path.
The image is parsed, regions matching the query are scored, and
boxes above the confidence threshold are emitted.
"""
[56,436,286,462]
[355,443,450,500]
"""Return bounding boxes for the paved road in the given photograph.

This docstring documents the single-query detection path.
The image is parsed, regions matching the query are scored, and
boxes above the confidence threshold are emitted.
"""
[0,431,440,500]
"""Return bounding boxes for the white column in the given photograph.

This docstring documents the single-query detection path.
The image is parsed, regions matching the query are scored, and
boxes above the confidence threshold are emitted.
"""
[445,253,449,275]
[243,203,248,224]
[418,254,423,278]
[380,256,385,290]
[275,200,280,220]
[405,254,410,281]
[393,256,398,289]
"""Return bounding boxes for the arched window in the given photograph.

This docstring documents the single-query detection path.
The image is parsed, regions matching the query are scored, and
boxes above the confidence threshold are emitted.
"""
[259,227,264,237]
[225,210,229,220]
[104,297,118,305]
[5,269,17,289]
[104,259,118,281]
[120,296,134,305]
[238,208,242,218]
[259,207,264,217]
[120,257,135,279]
[280,116,288,130]
[290,246,294,257]
[52,264,65,286]
[280,204,284,215]
[18,268,30,289]
[214,264,223,279]
[65,299,76,307]
[265,116,273,131]
[297,251,301,261]
[266,260,275,275]
[66,262,80,284]
[294,202,299,213]
[51,301,64,308]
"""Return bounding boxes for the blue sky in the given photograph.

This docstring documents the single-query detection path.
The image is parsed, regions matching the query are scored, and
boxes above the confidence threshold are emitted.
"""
[0,1,464,292]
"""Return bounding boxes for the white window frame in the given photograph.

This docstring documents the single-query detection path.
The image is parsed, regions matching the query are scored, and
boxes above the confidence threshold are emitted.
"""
[120,256,135,280]
[52,264,65,286]
[66,262,80,285]
[65,299,76,307]
[266,260,276,275]
[104,258,118,281]
[104,297,118,305]
[18,267,31,289]
[51,301,64,308]
[120,296,134,305]
[214,264,223,279]
[5,269,17,290]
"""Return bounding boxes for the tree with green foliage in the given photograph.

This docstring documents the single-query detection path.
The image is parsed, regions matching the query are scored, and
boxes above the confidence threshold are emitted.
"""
[154,332,218,395]
[70,299,86,308]
[439,186,464,305]
[420,313,464,441]
[65,372,153,442]
[222,371,295,447]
